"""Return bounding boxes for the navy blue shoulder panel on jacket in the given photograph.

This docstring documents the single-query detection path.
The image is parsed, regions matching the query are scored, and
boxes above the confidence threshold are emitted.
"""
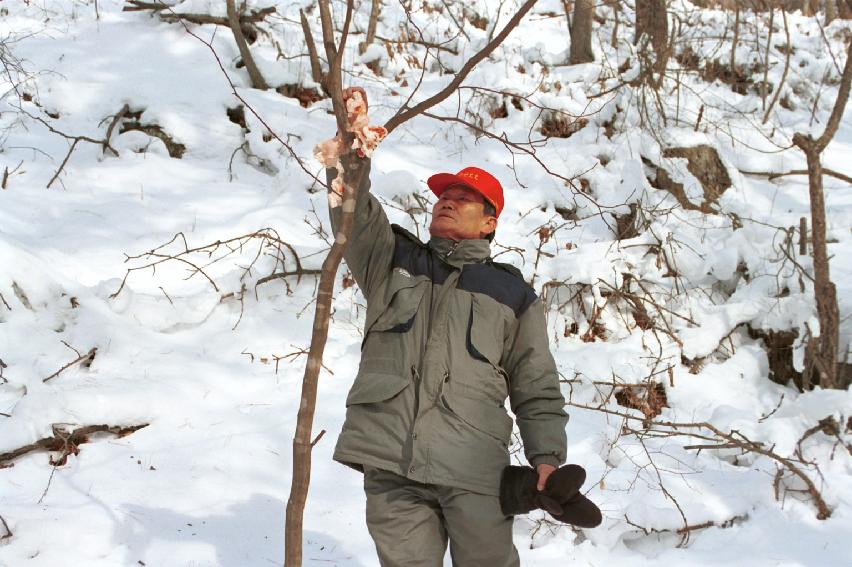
[389,225,537,318]
[458,263,537,318]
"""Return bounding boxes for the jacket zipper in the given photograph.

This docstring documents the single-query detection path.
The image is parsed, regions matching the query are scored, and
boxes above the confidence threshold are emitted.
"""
[444,240,460,258]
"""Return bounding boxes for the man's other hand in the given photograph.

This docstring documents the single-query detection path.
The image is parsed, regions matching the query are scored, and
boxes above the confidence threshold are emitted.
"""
[536,463,556,491]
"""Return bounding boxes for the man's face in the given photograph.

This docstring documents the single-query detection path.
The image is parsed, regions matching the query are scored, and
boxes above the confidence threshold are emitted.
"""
[428,185,497,241]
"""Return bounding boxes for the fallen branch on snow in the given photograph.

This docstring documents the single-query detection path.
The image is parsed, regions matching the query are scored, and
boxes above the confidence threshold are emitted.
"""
[0,423,148,468]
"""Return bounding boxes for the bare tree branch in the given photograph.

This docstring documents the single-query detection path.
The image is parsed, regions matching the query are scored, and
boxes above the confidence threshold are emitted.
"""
[0,423,148,467]
[814,40,852,153]
[383,0,538,134]
[763,8,790,124]
[740,168,852,185]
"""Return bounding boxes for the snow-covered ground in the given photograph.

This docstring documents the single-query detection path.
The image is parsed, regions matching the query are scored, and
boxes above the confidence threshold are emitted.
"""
[1,1,850,565]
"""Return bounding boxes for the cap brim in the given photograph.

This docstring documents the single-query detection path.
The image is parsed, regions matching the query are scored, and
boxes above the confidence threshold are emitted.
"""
[427,172,498,212]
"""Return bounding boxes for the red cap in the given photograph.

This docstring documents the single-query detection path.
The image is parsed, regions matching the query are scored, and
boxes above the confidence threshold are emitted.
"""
[427,166,505,218]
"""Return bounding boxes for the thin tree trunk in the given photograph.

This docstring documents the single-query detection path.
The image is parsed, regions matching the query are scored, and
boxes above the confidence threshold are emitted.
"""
[792,40,852,390]
[763,8,790,123]
[730,1,740,72]
[226,0,268,90]
[300,8,325,89]
[610,0,620,48]
[284,1,356,564]
[826,0,837,24]
[635,0,669,86]
[360,0,382,54]
[569,0,595,64]
[761,5,775,111]
[799,145,840,389]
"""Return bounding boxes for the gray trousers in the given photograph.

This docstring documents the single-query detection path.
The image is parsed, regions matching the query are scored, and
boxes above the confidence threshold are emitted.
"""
[363,466,520,567]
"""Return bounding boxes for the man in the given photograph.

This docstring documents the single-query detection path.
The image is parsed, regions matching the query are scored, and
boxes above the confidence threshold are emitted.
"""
[327,88,567,566]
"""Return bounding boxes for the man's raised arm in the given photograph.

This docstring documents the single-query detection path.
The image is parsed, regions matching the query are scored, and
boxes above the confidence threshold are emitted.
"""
[321,87,394,299]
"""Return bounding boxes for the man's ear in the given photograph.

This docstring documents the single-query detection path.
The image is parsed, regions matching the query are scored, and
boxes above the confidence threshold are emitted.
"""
[481,216,498,239]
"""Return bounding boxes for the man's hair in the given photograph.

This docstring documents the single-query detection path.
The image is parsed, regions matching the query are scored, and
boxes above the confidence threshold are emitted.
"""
[483,200,496,242]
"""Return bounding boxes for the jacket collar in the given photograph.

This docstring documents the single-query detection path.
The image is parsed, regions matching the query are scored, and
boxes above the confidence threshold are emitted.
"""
[427,236,491,268]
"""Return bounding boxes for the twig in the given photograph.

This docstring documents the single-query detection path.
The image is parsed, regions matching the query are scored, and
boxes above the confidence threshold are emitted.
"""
[38,465,57,504]
[29,112,119,188]
[758,394,785,423]
[47,138,80,188]
[103,103,130,155]
[760,6,775,112]
[111,228,304,300]
[763,8,790,124]
[256,269,322,286]
[42,347,97,383]
[159,286,174,305]
[0,162,25,190]
[310,429,326,447]
[375,33,458,54]
[123,0,167,11]
[742,168,852,184]
[625,513,745,537]
[0,513,11,540]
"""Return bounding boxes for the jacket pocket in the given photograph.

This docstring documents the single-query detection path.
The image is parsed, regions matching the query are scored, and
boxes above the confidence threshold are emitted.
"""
[368,277,428,334]
[468,294,506,366]
[346,357,410,406]
[462,295,509,402]
[440,391,513,446]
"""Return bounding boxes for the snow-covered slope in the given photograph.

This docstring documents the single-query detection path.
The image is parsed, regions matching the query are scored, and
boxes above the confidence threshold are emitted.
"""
[1,1,850,565]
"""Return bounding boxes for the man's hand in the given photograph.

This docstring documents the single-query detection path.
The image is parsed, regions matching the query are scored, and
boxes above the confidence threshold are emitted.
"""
[536,463,556,491]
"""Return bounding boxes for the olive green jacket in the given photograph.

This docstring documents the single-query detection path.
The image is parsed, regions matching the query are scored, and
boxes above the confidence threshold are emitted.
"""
[328,162,567,496]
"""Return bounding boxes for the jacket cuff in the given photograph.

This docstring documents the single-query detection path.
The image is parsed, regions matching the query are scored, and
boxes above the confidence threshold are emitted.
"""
[530,455,562,469]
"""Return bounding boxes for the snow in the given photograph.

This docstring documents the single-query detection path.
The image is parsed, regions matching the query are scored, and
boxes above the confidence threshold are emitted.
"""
[1,0,851,566]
